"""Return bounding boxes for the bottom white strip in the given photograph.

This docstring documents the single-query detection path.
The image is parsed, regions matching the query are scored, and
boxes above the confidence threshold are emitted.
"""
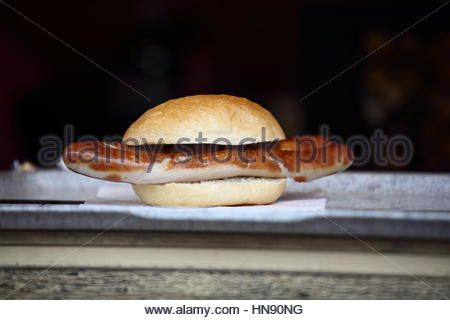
[0,300,448,320]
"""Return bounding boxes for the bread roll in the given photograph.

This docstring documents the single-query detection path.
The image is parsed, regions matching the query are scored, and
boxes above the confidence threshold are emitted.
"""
[123,94,287,207]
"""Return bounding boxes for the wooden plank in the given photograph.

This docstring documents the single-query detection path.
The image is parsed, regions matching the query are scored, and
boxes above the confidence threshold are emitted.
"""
[1,269,449,299]
[0,231,449,254]
[0,246,449,277]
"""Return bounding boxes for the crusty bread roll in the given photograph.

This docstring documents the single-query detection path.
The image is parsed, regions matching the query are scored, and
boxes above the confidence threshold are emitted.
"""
[123,94,287,207]
[133,177,287,207]
[123,94,285,144]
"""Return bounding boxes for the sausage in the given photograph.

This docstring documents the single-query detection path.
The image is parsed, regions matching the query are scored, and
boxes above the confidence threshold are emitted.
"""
[63,136,353,184]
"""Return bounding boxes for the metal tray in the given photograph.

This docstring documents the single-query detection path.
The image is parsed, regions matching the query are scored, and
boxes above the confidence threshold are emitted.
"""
[0,169,449,239]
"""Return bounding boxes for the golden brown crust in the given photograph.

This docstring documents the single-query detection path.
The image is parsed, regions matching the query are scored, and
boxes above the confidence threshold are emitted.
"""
[123,94,286,145]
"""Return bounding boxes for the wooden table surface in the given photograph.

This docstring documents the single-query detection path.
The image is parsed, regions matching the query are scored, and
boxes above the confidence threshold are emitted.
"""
[1,170,449,299]
[0,231,449,299]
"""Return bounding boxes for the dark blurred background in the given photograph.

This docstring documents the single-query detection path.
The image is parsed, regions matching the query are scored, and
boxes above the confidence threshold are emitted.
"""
[1,0,449,171]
